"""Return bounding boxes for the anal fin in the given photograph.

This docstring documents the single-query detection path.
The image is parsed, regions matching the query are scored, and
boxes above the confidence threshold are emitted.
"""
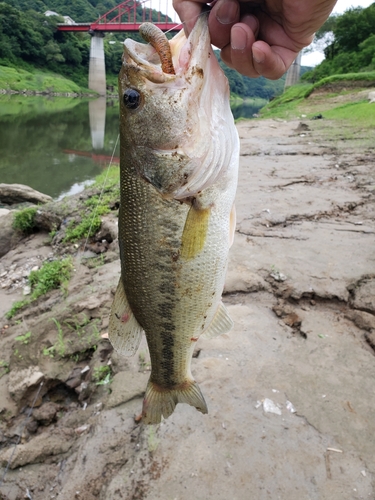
[108,278,143,356]
[201,302,233,339]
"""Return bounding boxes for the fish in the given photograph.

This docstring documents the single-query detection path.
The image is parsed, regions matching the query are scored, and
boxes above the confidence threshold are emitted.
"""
[108,13,239,425]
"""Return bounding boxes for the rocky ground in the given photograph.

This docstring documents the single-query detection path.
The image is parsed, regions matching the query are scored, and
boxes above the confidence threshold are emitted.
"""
[0,106,374,500]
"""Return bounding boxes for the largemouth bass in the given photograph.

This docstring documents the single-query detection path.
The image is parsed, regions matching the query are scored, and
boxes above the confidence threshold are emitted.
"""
[109,14,239,424]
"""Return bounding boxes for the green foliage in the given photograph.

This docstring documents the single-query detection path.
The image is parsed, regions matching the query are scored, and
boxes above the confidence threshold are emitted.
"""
[92,365,112,385]
[260,73,375,125]
[323,101,375,130]
[0,360,10,379]
[0,65,86,93]
[333,5,375,54]
[15,331,32,344]
[28,257,72,299]
[63,166,119,243]
[303,4,375,82]
[91,165,119,190]
[12,207,37,233]
[64,214,102,242]
[6,257,73,318]
[215,51,286,100]
[260,84,313,118]
[306,72,375,96]
[51,317,66,357]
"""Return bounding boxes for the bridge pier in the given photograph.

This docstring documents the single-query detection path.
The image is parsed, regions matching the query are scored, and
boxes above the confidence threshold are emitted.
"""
[284,52,301,88]
[89,31,106,96]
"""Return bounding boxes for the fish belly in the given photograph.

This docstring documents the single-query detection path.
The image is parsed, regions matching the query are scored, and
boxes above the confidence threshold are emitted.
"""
[109,159,235,423]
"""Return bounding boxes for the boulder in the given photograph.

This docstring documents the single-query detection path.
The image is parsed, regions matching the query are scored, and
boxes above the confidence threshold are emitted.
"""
[0,183,52,205]
[32,402,61,425]
[8,366,44,403]
[0,211,24,258]
[34,208,62,232]
[368,91,375,103]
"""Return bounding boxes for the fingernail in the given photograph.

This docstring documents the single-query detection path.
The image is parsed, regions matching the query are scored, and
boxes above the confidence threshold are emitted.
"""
[216,0,239,25]
[252,46,265,64]
[242,14,259,35]
[231,26,246,51]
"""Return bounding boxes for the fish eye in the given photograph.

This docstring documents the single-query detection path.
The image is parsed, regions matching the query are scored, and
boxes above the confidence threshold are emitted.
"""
[123,89,141,110]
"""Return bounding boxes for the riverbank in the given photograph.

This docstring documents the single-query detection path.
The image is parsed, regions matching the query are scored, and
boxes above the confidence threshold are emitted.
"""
[0,86,374,499]
[0,65,95,96]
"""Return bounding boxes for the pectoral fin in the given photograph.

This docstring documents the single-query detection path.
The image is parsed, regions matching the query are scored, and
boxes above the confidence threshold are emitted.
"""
[108,278,143,356]
[201,302,233,339]
[180,205,210,260]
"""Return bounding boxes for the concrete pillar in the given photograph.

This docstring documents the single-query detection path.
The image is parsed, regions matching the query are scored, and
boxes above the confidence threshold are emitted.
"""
[89,98,106,150]
[89,32,106,96]
[284,52,302,88]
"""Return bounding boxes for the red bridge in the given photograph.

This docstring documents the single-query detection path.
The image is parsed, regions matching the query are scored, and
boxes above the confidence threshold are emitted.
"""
[57,0,181,33]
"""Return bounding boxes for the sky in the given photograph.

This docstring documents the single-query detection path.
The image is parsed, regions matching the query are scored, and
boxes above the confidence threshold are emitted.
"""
[301,0,374,66]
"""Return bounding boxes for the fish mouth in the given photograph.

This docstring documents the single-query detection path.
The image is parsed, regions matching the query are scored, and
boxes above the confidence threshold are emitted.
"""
[123,14,210,84]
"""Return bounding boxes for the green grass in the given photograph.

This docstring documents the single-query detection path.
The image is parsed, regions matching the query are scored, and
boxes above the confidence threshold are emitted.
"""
[0,360,10,379]
[323,101,375,129]
[15,332,32,344]
[64,215,102,243]
[63,165,119,243]
[0,65,91,93]
[305,71,375,96]
[259,84,313,119]
[259,72,375,121]
[12,207,38,233]
[92,365,113,385]
[6,257,73,319]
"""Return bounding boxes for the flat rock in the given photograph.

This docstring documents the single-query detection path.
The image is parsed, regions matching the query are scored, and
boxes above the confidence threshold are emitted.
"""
[106,371,149,409]
[351,278,375,314]
[0,183,52,205]
[0,428,74,468]
[8,366,44,403]
[0,208,10,217]
[224,266,267,294]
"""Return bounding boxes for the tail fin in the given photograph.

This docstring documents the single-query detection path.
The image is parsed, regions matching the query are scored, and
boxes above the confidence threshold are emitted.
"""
[142,379,208,425]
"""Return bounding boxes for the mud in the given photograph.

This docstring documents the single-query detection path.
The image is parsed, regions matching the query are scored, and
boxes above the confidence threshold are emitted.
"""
[0,112,374,500]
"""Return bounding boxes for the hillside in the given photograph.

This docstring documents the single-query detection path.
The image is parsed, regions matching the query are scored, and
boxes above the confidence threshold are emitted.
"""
[0,0,296,99]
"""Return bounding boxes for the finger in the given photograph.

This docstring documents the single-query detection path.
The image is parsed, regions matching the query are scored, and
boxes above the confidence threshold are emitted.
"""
[252,41,299,80]
[208,0,240,49]
[172,0,206,35]
[221,22,260,78]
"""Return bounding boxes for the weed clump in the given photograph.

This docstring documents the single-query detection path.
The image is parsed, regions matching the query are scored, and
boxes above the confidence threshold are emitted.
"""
[6,257,73,319]
[62,166,119,244]
[92,365,112,385]
[12,207,38,233]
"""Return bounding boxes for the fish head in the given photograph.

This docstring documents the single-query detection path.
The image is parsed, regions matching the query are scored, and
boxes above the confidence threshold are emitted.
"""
[119,14,239,201]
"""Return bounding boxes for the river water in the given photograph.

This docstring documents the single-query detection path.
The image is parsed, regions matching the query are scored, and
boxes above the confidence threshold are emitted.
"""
[0,95,263,201]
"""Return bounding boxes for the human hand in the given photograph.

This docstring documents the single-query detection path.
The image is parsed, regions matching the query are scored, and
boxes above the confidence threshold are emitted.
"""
[173,0,338,79]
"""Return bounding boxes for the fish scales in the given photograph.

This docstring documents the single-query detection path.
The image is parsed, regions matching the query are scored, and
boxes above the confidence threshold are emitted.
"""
[109,14,239,424]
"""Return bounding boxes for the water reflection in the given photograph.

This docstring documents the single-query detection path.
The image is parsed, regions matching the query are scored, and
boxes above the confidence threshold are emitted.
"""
[0,95,265,201]
[89,98,107,150]
[0,95,120,200]
[231,99,267,120]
